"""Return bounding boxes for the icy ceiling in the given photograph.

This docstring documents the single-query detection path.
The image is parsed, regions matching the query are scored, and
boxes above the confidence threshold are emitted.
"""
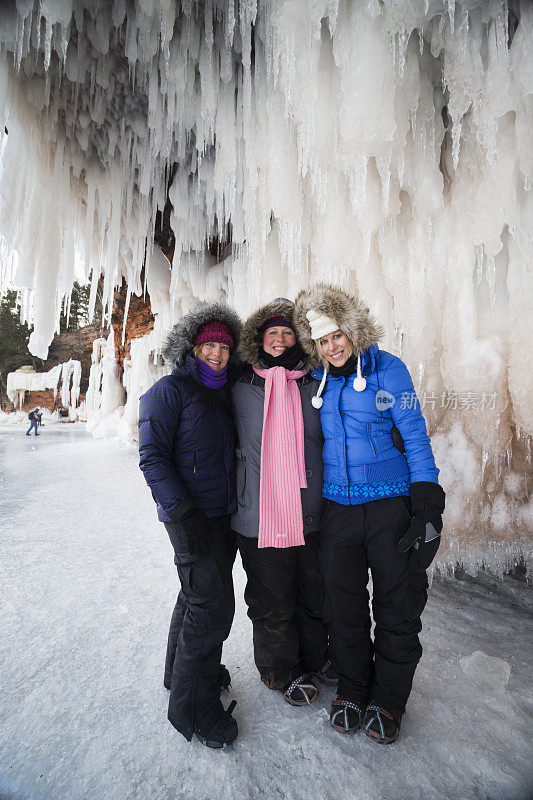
[0,2,531,568]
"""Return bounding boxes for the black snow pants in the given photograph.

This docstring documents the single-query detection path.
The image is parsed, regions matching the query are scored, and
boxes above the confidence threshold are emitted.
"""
[237,533,328,690]
[320,496,427,714]
[163,516,237,741]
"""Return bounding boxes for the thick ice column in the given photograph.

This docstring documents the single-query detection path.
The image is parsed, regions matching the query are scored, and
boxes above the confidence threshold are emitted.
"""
[99,328,126,416]
[58,359,82,408]
[120,246,174,437]
[85,337,107,416]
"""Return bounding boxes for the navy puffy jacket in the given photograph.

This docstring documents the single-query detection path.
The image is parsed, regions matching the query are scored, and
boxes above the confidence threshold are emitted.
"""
[138,354,237,523]
[312,344,439,487]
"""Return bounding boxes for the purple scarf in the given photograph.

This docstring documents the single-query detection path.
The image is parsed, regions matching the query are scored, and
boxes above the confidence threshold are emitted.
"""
[196,357,228,389]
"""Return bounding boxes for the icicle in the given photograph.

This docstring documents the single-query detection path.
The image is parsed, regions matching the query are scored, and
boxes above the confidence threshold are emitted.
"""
[452,121,462,170]
[475,245,484,286]
[486,255,496,307]
[397,28,408,80]
[65,287,72,328]
[88,266,99,324]
[121,283,131,346]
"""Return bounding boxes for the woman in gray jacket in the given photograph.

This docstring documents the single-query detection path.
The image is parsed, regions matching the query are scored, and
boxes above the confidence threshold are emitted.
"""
[231,298,329,706]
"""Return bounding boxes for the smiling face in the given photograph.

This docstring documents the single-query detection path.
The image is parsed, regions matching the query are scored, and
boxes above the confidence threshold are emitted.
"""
[319,330,353,367]
[262,326,296,357]
[196,341,230,370]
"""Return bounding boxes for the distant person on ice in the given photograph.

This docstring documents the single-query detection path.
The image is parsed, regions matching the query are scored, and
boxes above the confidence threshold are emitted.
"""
[138,303,242,749]
[26,408,40,436]
[294,284,445,744]
[231,298,330,707]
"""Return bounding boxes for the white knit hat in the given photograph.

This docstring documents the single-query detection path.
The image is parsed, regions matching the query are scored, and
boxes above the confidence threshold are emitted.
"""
[306,308,338,341]
[306,307,368,408]
[306,307,338,409]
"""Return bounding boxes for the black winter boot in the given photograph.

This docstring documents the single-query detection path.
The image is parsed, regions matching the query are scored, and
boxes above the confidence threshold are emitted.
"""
[330,698,364,733]
[283,674,319,706]
[363,704,402,744]
[194,700,238,748]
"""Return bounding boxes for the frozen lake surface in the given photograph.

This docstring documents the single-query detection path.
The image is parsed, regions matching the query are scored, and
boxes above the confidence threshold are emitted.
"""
[1,426,531,800]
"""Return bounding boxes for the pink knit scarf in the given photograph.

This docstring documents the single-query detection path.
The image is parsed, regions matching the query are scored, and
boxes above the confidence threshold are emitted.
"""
[253,366,308,549]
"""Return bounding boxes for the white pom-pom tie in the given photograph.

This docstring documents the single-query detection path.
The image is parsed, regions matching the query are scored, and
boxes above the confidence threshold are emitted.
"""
[312,368,328,409]
[352,353,366,392]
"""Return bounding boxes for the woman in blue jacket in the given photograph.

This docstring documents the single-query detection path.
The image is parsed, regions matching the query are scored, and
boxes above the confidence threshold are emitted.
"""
[139,302,242,749]
[294,284,445,744]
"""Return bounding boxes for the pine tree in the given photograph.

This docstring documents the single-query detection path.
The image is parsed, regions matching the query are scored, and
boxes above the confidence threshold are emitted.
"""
[60,282,92,332]
[0,291,40,403]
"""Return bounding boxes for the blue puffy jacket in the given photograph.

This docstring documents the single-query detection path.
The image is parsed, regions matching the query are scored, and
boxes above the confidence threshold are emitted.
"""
[311,344,438,499]
[139,354,237,522]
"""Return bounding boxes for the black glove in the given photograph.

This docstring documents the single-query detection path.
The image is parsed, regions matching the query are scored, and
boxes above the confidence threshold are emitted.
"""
[180,508,212,557]
[398,482,445,570]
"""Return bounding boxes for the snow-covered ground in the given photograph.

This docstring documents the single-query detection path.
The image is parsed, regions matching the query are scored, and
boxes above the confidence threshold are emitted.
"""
[1,427,531,800]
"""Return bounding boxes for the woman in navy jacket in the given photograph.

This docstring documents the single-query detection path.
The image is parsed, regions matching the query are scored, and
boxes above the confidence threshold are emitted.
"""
[294,284,445,744]
[138,301,242,749]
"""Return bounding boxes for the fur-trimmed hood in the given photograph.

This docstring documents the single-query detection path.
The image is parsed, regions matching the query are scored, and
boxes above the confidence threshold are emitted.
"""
[238,298,312,370]
[293,284,384,368]
[162,301,242,365]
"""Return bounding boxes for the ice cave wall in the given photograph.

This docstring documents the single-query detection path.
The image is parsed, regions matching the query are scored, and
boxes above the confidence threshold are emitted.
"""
[0,0,531,576]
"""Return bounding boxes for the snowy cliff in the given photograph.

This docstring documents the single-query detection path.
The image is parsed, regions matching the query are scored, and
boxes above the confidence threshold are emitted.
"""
[0,1,531,575]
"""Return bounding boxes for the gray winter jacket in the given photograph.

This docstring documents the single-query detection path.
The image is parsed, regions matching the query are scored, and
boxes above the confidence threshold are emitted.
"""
[230,300,324,538]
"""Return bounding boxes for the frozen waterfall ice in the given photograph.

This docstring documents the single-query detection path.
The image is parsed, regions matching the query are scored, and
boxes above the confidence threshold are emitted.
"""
[0,1,531,577]
[7,360,81,410]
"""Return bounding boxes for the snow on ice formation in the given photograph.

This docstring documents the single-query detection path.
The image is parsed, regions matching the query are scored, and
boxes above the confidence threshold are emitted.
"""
[0,1,531,575]
[85,327,126,436]
[6,359,81,409]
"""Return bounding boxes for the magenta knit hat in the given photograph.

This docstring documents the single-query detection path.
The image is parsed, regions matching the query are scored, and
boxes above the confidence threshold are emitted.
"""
[194,320,234,350]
